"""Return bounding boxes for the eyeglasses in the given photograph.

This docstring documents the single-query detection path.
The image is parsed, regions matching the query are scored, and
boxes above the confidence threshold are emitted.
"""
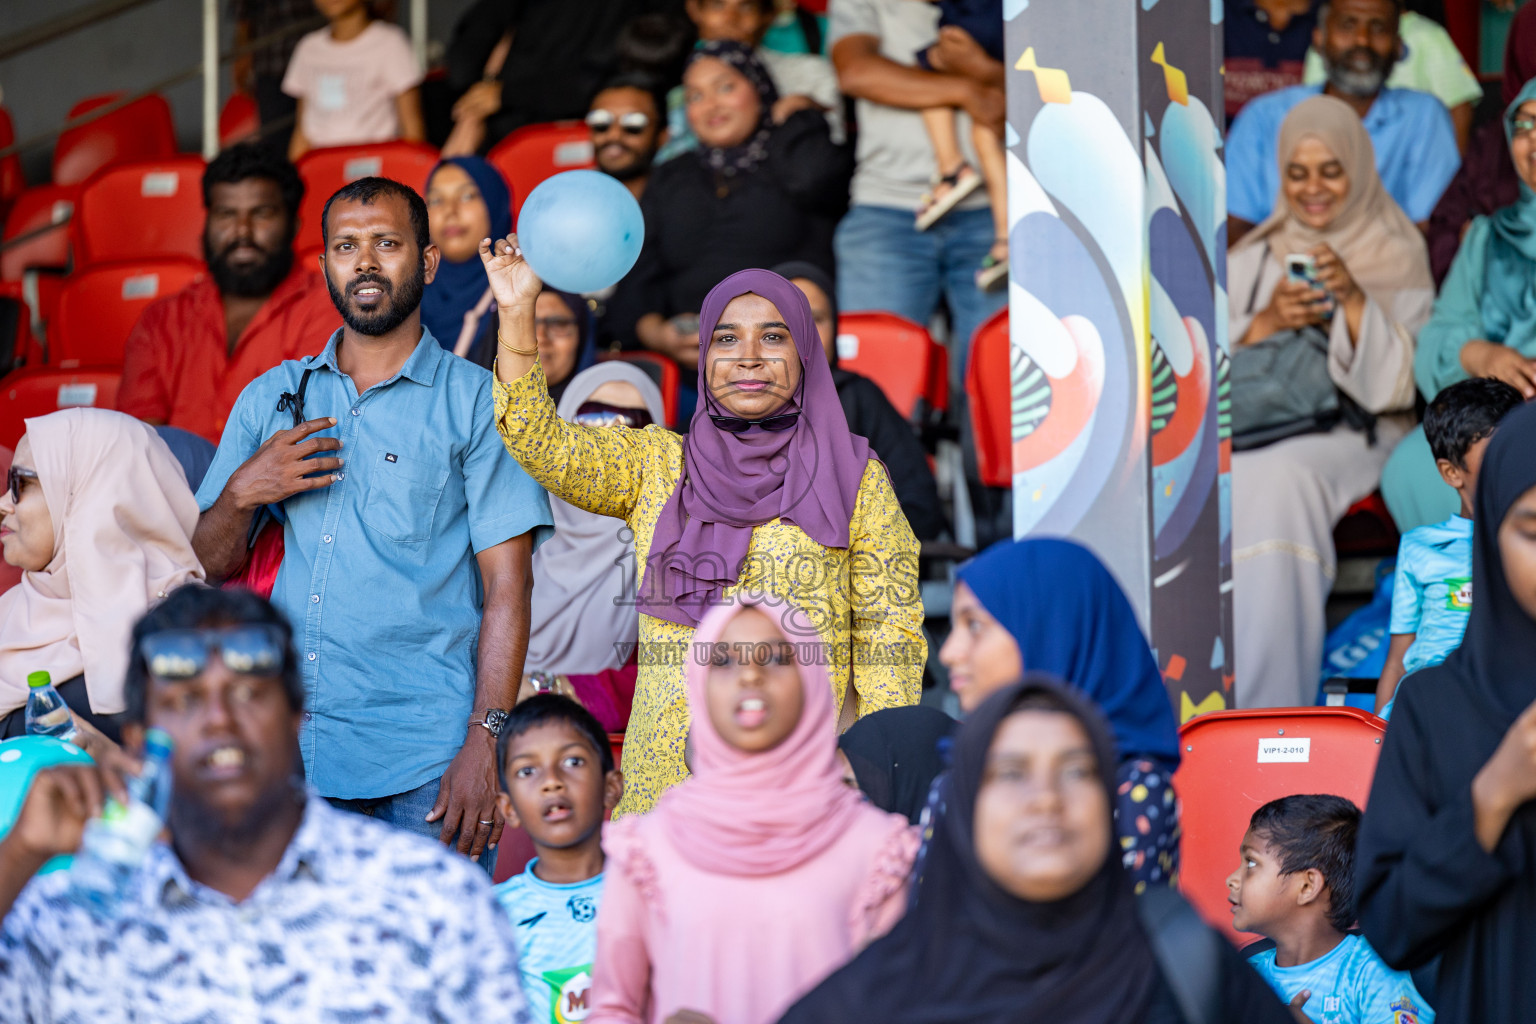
[534,316,579,338]
[6,465,38,503]
[709,411,800,433]
[586,109,652,135]
[574,401,655,430]
[1513,116,1536,140]
[139,625,286,681]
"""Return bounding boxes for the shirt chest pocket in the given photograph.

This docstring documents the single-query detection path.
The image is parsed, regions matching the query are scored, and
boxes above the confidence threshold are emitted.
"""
[361,450,449,546]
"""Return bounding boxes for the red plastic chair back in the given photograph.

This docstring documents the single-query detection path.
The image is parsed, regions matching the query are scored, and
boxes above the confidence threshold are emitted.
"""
[1174,707,1386,944]
[0,366,122,449]
[50,259,204,367]
[294,142,441,252]
[598,351,681,428]
[75,157,208,266]
[53,94,177,187]
[1,185,79,280]
[836,311,936,421]
[966,308,1013,487]
[487,121,594,219]
[1334,491,1400,559]
[219,94,260,149]
[0,108,24,221]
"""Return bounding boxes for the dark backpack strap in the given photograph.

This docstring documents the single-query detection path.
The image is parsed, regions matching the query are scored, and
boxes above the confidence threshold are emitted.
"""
[276,367,315,428]
[1136,887,1223,1024]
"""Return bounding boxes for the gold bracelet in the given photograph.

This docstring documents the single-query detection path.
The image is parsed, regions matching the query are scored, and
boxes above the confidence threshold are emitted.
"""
[498,330,538,357]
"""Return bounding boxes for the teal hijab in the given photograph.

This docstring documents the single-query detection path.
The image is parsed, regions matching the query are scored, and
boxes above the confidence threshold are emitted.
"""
[1483,77,1536,352]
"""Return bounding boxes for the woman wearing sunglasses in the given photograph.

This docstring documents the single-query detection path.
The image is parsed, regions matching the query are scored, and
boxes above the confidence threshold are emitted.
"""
[604,40,850,421]
[489,244,925,817]
[0,409,204,741]
[517,362,667,733]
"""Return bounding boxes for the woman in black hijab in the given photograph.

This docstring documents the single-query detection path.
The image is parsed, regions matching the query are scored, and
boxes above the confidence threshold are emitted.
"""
[781,677,1291,1024]
[837,705,956,824]
[1356,399,1536,1023]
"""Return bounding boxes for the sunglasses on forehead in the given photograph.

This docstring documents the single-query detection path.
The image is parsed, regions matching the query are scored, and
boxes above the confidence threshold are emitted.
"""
[586,109,652,135]
[139,625,287,681]
[7,465,38,503]
[574,401,655,430]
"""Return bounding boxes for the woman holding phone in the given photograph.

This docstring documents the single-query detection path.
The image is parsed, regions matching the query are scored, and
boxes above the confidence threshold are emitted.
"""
[1227,94,1434,710]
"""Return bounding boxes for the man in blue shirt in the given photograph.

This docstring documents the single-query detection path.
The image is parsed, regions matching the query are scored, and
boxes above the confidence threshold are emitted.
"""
[193,176,552,871]
[1226,0,1458,241]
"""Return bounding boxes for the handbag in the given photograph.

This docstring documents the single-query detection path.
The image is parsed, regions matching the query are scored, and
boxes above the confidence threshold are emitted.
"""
[223,369,314,598]
[1229,325,1376,452]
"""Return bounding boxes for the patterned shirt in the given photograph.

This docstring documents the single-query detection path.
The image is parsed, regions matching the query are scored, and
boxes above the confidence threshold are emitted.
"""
[494,362,925,816]
[0,796,531,1024]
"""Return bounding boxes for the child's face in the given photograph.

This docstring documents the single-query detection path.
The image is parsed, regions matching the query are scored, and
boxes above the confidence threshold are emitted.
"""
[497,721,619,851]
[705,609,805,754]
[1436,434,1492,510]
[1226,829,1302,935]
[1499,484,1536,622]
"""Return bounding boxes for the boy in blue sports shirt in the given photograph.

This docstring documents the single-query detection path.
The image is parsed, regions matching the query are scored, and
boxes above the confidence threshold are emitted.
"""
[1228,795,1432,1024]
[1375,378,1522,718]
[494,694,623,1024]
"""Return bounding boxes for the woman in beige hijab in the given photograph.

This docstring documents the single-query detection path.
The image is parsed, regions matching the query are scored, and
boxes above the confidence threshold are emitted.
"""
[1229,94,1434,710]
[0,409,204,740]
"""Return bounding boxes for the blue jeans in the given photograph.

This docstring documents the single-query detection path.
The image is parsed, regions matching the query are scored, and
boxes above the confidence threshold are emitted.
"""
[833,204,1007,378]
[328,776,497,877]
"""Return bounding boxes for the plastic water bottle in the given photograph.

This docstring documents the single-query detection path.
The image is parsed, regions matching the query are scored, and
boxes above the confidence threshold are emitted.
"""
[24,671,77,743]
[69,728,174,915]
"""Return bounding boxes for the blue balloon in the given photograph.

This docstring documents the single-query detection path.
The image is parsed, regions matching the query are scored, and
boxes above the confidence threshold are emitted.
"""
[0,736,94,875]
[518,170,645,294]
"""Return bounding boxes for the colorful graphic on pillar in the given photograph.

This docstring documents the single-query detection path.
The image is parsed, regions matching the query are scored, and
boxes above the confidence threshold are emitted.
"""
[1008,48,1144,537]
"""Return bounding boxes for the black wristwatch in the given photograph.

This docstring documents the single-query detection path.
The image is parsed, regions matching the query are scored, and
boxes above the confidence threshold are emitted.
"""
[475,708,510,737]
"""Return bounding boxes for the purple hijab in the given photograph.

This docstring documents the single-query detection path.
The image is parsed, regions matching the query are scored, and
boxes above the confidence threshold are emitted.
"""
[639,269,873,627]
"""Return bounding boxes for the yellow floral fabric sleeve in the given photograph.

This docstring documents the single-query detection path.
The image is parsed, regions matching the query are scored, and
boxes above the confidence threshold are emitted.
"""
[847,460,926,715]
[492,360,676,522]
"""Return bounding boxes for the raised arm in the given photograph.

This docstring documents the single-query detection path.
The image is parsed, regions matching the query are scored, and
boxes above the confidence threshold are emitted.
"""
[481,234,664,520]
[846,461,925,722]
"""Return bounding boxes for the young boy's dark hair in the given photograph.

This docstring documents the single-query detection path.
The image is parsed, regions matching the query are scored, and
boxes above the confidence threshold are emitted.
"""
[1248,794,1359,933]
[495,693,614,793]
[1424,377,1522,469]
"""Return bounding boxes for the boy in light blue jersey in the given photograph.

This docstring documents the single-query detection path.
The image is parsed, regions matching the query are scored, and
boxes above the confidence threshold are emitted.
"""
[494,694,623,1024]
[1376,379,1522,718]
[1228,795,1433,1024]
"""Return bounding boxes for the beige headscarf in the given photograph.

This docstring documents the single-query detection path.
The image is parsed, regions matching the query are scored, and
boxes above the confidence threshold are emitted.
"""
[1235,93,1432,305]
[0,409,204,716]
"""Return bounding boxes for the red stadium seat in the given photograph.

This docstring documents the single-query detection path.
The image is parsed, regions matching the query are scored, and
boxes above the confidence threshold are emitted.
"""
[1334,491,1399,559]
[75,157,208,266]
[49,259,204,367]
[219,94,260,149]
[598,351,680,428]
[53,93,177,187]
[1174,707,1385,945]
[487,121,594,218]
[1,185,79,280]
[0,366,122,449]
[294,142,441,251]
[836,311,939,421]
[0,107,24,222]
[967,308,1012,487]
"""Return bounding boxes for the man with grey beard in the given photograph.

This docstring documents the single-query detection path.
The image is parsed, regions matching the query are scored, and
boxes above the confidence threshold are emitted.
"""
[1224,0,1459,243]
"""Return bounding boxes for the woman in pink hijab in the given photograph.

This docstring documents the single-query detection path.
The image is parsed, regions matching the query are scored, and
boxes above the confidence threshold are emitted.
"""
[0,409,204,740]
[588,597,918,1024]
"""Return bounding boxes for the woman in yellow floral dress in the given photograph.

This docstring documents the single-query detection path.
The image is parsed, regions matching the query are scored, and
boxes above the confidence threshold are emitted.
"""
[482,238,925,815]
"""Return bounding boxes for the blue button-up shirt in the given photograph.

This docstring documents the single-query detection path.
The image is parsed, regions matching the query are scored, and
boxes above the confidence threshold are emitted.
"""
[1226,84,1460,224]
[197,327,551,799]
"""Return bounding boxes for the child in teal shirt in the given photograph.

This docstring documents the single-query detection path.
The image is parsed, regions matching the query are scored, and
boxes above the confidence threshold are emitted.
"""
[1376,378,1521,718]
[1228,795,1433,1024]
[494,695,623,1024]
